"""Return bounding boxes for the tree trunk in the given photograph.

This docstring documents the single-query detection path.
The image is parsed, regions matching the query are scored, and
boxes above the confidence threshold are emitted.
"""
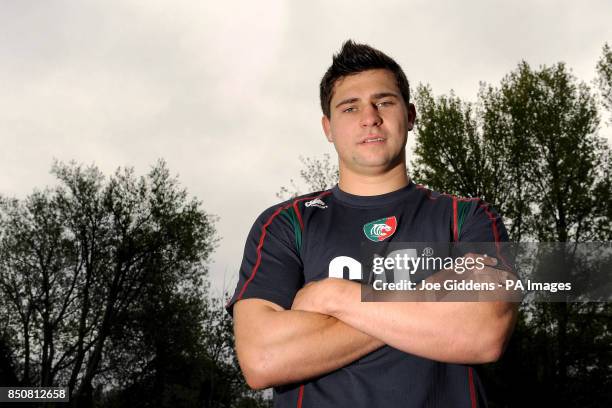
[22,314,31,386]
[72,262,122,407]
[68,263,93,396]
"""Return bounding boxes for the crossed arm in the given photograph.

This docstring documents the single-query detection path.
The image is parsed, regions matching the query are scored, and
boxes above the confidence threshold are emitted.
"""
[233,258,518,390]
[233,300,383,389]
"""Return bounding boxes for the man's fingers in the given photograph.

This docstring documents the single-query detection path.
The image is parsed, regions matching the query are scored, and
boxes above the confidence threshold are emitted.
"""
[464,252,498,267]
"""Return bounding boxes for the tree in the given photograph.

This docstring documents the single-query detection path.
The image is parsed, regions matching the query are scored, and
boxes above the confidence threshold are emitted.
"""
[100,290,268,408]
[412,61,612,406]
[276,154,338,200]
[414,61,612,242]
[0,160,270,407]
[0,332,18,386]
[597,42,612,123]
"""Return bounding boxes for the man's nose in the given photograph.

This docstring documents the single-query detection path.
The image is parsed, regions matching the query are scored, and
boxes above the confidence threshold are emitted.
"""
[360,104,382,127]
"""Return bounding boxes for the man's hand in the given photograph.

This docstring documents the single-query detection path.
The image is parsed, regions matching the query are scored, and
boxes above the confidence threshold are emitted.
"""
[455,253,521,302]
[289,253,518,364]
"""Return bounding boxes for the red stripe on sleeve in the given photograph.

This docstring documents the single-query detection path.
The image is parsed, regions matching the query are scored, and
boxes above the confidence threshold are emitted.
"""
[235,203,291,302]
[292,191,332,231]
[293,199,304,230]
[452,196,459,242]
[478,202,511,270]
[297,384,304,408]
[233,191,332,303]
[468,367,478,408]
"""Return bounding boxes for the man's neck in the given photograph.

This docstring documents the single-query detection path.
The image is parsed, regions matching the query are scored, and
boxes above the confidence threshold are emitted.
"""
[337,162,410,196]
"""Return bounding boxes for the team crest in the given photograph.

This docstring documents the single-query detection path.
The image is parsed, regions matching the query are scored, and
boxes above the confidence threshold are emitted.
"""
[363,216,397,242]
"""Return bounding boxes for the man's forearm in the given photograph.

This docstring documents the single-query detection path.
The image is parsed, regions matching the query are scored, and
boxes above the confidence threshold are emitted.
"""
[326,281,517,364]
[292,255,518,364]
[233,299,383,389]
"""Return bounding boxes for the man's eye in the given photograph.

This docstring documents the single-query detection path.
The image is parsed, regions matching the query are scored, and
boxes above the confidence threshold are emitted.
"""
[377,101,394,108]
[343,107,357,113]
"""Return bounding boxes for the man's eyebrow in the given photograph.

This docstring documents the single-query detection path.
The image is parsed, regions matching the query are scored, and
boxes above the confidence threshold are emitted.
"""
[335,97,359,108]
[372,92,399,100]
[334,92,399,108]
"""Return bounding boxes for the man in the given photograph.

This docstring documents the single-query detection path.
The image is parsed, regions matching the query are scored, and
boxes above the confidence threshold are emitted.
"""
[226,40,517,407]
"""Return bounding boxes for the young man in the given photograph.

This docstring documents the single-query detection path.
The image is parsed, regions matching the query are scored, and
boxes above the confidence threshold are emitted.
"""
[226,40,517,407]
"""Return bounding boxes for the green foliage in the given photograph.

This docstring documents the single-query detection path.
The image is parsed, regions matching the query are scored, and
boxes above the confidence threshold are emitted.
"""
[413,61,611,242]
[0,160,269,408]
[597,42,612,122]
[412,86,491,200]
[412,61,612,406]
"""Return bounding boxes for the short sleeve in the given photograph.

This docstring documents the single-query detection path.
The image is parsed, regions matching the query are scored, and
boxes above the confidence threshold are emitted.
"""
[458,199,509,243]
[457,199,514,271]
[225,204,304,317]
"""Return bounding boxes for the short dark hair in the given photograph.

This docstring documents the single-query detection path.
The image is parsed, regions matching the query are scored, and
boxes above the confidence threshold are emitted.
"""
[319,39,410,118]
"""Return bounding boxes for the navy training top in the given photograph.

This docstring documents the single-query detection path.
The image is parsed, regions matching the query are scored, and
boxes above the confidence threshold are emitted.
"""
[227,181,509,408]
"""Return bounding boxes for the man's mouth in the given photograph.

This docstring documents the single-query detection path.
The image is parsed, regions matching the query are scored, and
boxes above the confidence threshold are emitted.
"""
[360,136,386,144]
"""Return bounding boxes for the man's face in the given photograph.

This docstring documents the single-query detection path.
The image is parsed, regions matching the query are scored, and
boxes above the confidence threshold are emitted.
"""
[322,69,416,176]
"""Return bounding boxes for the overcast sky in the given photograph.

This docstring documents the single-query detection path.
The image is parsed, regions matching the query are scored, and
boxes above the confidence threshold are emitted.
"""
[2,0,611,297]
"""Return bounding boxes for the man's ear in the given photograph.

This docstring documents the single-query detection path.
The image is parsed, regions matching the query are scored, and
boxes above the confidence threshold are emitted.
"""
[322,115,333,142]
[406,103,417,131]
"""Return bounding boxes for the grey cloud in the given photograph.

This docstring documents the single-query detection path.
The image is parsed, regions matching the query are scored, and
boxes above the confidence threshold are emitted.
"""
[1,0,611,296]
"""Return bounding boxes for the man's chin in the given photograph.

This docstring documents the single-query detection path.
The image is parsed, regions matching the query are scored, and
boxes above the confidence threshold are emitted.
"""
[356,154,401,167]
[348,159,398,174]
